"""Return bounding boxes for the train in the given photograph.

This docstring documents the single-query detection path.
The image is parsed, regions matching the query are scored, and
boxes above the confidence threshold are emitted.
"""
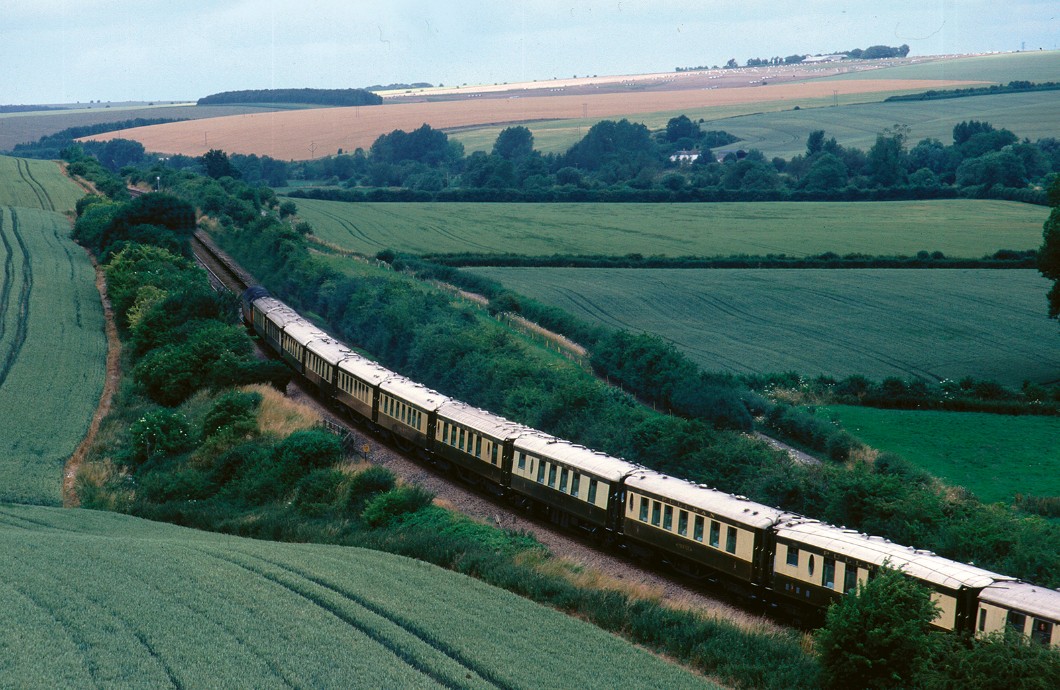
[241,285,1060,643]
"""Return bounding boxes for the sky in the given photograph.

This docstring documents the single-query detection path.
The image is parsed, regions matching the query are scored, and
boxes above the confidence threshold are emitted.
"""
[2,0,1057,104]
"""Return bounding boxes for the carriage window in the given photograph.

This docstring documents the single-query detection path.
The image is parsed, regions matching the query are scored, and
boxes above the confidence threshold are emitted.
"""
[517,452,526,470]
[663,505,673,531]
[560,468,569,492]
[651,501,661,526]
[1007,611,1027,633]
[475,436,482,458]
[807,555,815,577]
[844,567,858,594]
[709,521,720,548]
[450,424,457,446]
[1032,619,1053,646]
[786,546,799,567]
[537,461,546,483]
[725,527,737,554]
[678,510,688,537]
[823,558,835,589]
[639,496,649,522]
[491,443,498,465]
[458,428,465,451]
[571,473,580,497]
[693,515,704,542]
[587,479,598,504]
[548,465,557,488]
[978,609,987,632]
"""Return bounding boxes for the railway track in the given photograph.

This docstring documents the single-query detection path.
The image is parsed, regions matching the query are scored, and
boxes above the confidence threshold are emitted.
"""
[190,232,793,633]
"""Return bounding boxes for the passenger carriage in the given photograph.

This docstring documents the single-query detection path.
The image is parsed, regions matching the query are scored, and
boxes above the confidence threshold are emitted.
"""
[623,470,787,583]
[772,520,1010,631]
[278,321,330,376]
[335,356,394,425]
[433,401,530,491]
[248,295,301,356]
[377,376,448,452]
[511,431,639,533]
[977,581,1060,646]
[302,336,353,396]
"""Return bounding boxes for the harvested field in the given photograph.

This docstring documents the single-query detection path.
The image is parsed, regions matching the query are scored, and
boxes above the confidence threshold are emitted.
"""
[79,79,981,160]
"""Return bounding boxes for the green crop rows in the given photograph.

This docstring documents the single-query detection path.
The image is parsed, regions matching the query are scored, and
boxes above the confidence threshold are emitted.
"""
[0,504,714,689]
[0,206,105,505]
[0,155,86,215]
[469,267,1060,387]
[824,50,1060,85]
[699,90,1060,160]
[297,198,1045,259]
[819,405,1060,505]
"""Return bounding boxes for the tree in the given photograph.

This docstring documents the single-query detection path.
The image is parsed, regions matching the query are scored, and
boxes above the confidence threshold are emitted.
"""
[1040,177,1060,320]
[921,628,1060,690]
[865,125,909,187]
[815,565,939,690]
[492,126,534,160]
[665,115,701,143]
[198,149,239,179]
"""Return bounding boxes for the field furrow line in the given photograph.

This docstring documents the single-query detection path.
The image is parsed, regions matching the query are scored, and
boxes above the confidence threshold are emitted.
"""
[2,580,104,686]
[19,159,55,212]
[425,223,495,252]
[0,208,32,388]
[15,159,48,211]
[0,208,12,343]
[0,507,83,533]
[251,552,519,690]
[131,630,184,690]
[199,548,496,690]
[314,206,378,246]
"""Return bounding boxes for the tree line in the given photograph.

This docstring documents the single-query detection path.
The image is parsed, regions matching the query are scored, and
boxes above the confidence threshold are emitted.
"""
[196,88,381,107]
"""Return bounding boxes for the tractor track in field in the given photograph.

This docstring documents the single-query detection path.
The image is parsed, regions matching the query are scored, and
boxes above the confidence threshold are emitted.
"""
[17,159,55,212]
[0,208,32,389]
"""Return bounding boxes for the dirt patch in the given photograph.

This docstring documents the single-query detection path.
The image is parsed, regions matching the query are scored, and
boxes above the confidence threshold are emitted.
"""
[63,254,121,507]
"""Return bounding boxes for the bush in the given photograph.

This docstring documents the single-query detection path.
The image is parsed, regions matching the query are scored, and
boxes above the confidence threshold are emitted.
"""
[129,410,192,464]
[293,469,346,516]
[343,466,397,512]
[362,486,435,527]
[202,390,262,439]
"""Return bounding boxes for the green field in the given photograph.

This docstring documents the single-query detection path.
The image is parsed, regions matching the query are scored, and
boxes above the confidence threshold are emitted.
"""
[701,90,1060,160]
[468,267,1060,387]
[0,206,105,504]
[0,155,85,214]
[297,198,1046,258]
[0,504,714,689]
[819,405,1060,505]
[825,50,1060,85]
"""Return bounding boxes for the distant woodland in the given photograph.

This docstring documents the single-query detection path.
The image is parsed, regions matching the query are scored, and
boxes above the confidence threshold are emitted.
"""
[196,88,382,107]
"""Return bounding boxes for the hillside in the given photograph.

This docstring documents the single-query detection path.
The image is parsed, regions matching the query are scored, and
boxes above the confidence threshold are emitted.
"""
[0,504,713,688]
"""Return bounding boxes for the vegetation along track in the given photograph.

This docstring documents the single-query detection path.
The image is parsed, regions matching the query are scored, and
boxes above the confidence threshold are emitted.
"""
[191,234,790,633]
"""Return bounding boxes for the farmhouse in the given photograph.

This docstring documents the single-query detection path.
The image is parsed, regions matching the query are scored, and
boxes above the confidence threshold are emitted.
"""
[669,150,700,164]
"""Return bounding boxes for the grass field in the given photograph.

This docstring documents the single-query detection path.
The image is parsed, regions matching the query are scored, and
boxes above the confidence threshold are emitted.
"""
[0,206,105,505]
[468,267,1060,387]
[0,504,715,688]
[819,405,1060,505]
[296,198,1046,259]
[0,155,85,215]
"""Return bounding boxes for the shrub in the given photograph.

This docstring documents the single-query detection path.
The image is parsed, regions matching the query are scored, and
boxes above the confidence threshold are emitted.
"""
[293,469,346,516]
[343,466,397,513]
[362,486,435,527]
[202,390,262,439]
[129,410,192,464]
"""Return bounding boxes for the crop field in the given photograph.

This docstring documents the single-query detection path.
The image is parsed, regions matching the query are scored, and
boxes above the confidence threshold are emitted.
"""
[825,49,1060,85]
[694,90,1060,160]
[79,78,976,161]
[0,103,301,153]
[468,267,1060,387]
[819,405,1060,505]
[0,504,714,689]
[297,198,1045,259]
[0,206,104,505]
[0,155,85,214]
